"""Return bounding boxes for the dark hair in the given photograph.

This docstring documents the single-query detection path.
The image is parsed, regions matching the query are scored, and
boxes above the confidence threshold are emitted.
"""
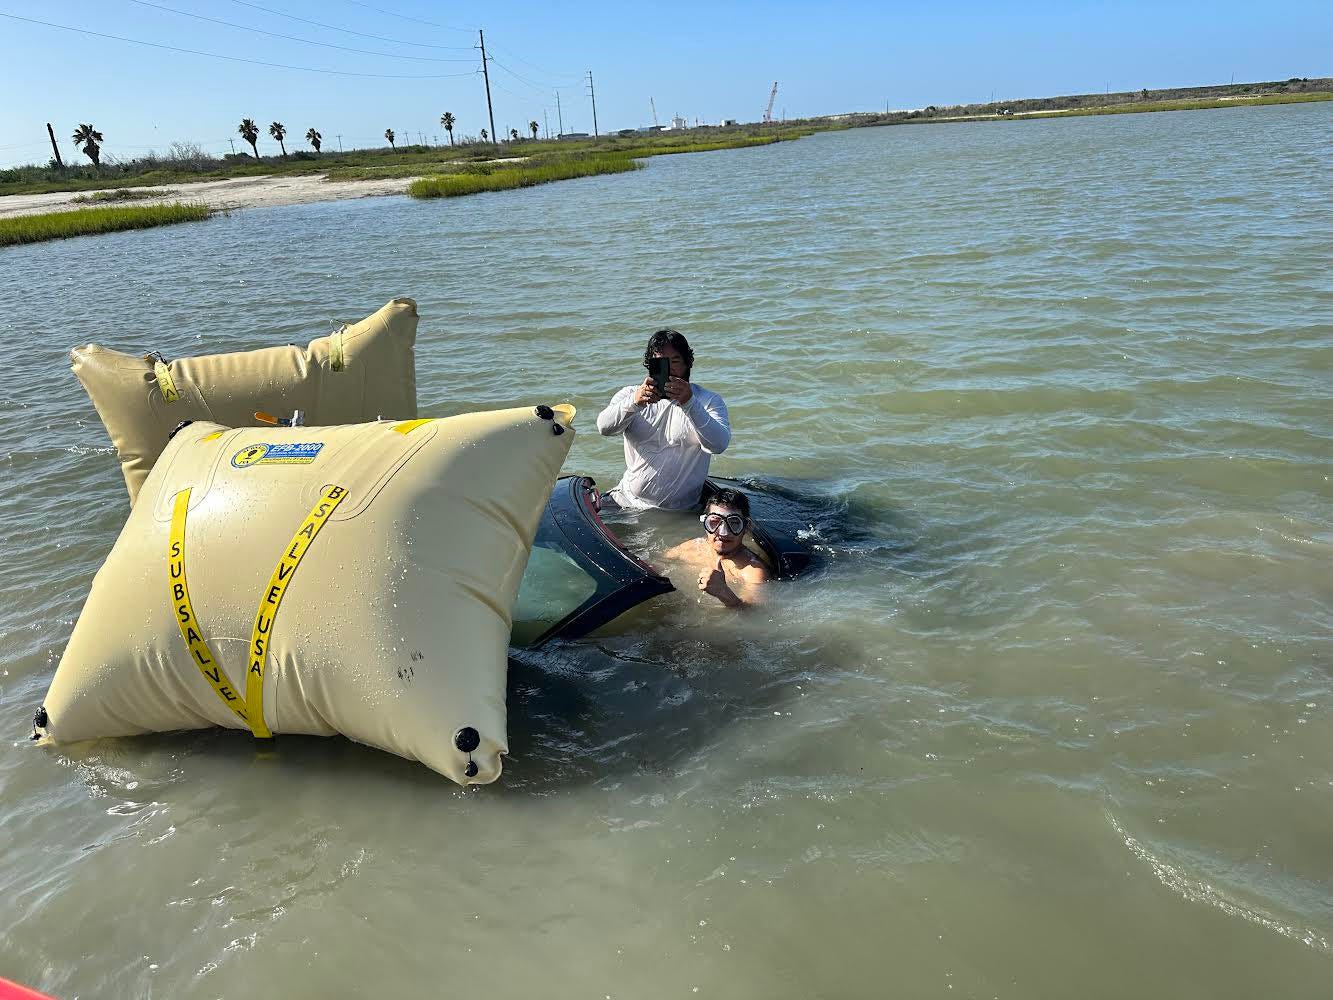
[643,328,694,376]
[706,487,750,520]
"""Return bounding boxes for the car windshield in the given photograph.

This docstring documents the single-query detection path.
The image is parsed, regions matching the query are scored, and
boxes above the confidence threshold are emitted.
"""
[511,542,599,646]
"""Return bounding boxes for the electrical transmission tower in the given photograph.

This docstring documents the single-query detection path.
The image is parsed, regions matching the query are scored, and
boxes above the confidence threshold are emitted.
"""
[763,81,778,124]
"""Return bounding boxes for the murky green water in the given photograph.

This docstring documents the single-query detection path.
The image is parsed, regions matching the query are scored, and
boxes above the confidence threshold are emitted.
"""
[1,103,1330,999]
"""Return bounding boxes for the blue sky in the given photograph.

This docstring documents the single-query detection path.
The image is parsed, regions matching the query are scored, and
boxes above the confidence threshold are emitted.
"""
[1,0,1328,167]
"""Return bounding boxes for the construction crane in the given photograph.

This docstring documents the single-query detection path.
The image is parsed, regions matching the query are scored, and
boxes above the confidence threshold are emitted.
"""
[650,97,659,128]
[763,81,778,124]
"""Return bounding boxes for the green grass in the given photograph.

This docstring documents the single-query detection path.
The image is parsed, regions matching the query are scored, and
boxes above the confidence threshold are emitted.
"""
[70,187,173,203]
[0,202,214,247]
[406,133,811,200]
[408,154,642,199]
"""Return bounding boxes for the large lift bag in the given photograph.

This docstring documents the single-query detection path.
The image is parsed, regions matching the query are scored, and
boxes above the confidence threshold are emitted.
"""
[71,297,419,506]
[36,405,575,785]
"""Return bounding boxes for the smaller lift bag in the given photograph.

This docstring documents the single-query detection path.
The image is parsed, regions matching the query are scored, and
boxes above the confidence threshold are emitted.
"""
[35,405,576,785]
[71,297,419,505]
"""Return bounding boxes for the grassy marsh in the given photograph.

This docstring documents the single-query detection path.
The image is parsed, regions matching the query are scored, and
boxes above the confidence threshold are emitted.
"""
[405,133,808,199]
[407,154,642,199]
[0,202,213,247]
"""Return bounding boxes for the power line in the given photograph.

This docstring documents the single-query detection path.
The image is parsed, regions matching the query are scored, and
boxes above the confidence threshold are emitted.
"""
[0,12,480,79]
[488,45,583,85]
[125,0,476,62]
[485,76,531,102]
[490,58,580,95]
[226,0,475,50]
[337,0,472,34]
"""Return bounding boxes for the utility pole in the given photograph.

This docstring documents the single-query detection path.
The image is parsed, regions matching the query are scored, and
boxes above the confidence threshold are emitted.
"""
[337,134,343,152]
[555,91,564,137]
[46,123,64,167]
[543,109,550,139]
[228,137,236,155]
[586,71,599,138]
[479,29,498,145]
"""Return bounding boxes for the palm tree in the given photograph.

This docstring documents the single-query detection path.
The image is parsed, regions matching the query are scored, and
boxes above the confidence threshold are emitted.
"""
[440,112,455,146]
[268,121,288,158]
[509,128,519,142]
[305,128,322,154]
[71,123,103,166]
[529,120,539,140]
[480,128,488,143]
[238,118,260,159]
[384,128,396,148]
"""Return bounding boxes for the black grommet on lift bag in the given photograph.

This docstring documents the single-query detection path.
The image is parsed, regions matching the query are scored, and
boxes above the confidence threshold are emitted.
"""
[464,761,479,778]
[535,405,554,420]
[454,727,480,753]
[168,420,194,440]
[551,423,565,436]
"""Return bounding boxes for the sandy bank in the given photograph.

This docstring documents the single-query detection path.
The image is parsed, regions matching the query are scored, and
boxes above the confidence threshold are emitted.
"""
[0,173,415,220]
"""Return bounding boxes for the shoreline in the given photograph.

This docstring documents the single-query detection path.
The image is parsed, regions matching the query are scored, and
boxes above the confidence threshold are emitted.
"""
[0,172,415,220]
[2,92,1326,222]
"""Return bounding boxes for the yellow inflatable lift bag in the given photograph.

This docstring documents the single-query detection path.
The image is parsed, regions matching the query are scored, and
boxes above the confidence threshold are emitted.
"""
[71,297,419,506]
[36,404,576,785]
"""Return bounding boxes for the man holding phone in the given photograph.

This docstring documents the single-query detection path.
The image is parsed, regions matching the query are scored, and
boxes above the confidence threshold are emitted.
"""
[596,328,731,510]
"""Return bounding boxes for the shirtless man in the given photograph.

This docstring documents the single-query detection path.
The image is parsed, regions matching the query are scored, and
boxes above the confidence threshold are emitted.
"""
[663,488,768,608]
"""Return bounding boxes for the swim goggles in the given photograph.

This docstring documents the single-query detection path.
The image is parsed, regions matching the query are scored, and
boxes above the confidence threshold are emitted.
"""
[700,512,745,535]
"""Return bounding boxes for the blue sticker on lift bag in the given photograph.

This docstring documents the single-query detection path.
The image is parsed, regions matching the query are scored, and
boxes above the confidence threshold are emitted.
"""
[231,442,324,468]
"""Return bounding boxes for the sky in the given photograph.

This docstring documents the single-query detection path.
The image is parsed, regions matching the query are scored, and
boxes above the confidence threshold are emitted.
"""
[1,0,1329,167]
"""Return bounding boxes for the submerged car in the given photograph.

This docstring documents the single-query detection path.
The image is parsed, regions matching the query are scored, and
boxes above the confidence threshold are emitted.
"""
[511,475,813,646]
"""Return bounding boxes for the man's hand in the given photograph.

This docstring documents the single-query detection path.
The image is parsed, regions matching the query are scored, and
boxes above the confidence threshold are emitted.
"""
[699,557,741,607]
[664,376,693,406]
[633,376,662,408]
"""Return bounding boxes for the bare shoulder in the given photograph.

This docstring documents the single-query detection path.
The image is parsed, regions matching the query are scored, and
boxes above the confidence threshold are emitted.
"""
[739,557,769,585]
[663,537,706,563]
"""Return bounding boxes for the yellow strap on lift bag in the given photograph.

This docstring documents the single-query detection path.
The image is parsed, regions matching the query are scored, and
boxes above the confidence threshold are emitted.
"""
[36,405,576,785]
[70,297,419,507]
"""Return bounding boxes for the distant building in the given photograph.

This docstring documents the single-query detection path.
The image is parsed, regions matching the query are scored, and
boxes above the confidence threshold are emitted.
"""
[721,118,738,127]
[558,132,591,139]
[670,114,688,130]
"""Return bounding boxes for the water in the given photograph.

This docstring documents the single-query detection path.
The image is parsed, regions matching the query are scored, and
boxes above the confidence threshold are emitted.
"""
[2,103,1330,998]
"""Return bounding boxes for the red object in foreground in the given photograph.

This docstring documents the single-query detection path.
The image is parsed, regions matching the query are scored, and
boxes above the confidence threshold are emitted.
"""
[0,977,56,1000]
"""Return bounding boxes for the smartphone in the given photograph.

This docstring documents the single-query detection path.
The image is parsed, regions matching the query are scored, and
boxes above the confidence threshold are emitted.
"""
[647,356,670,395]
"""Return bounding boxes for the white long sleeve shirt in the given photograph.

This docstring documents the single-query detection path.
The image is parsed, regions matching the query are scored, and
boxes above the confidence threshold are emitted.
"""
[596,383,731,509]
